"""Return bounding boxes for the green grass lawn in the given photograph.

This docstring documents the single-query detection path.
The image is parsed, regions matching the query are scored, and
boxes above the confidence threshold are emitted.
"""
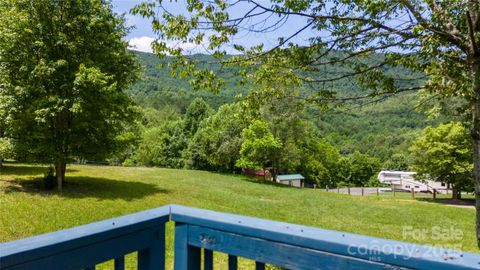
[0,163,477,269]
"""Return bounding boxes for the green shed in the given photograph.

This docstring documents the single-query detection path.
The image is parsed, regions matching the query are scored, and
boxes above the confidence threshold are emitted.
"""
[276,174,304,188]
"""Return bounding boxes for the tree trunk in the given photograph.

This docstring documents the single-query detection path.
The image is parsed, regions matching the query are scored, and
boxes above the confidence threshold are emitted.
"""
[452,187,462,200]
[471,59,480,248]
[55,159,66,191]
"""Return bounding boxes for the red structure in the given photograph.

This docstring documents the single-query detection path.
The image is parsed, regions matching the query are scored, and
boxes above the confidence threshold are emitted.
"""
[242,169,272,180]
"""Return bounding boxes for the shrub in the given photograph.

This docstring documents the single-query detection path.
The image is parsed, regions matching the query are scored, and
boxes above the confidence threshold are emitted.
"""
[43,167,56,190]
[122,159,134,167]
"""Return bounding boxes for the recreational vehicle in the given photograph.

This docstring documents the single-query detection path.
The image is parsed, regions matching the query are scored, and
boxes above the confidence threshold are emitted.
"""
[377,170,448,193]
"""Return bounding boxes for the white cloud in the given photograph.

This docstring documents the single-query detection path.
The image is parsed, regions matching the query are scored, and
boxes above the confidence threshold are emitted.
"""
[129,36,210,54]
[128,36,155,53]
[128,36,246,55]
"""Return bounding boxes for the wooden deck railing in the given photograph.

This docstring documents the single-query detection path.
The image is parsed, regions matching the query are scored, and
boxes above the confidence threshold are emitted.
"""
[1,204,479,269]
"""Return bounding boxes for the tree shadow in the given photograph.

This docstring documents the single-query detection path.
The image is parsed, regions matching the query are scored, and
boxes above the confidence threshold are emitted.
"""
[0,164,78,176]
[416,197,475,207]
[241,177,294,188]
[3,176,168,201]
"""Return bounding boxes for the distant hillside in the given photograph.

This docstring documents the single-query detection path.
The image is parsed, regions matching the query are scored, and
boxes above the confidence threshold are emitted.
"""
[128,51,440,164]
[128,51,249,111]
[312,94,437,161]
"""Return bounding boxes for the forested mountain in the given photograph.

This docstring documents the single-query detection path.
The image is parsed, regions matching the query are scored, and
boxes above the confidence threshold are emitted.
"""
[312,94,437,163]
[128,52,248,110]
[127,51,439,168]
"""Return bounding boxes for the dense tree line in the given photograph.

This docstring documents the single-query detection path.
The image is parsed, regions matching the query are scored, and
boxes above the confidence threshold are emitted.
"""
[127,53,470,191]
[121,92,472,193]
[128,52,440,167]
[124,97,382,188]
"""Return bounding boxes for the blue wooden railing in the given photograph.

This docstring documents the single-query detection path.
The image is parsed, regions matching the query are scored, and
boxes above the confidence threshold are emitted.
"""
[1,204,479,269]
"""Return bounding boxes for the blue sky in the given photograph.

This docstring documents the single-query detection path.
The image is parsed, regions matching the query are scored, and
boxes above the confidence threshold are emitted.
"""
[111,0,313,54]
[112,0,156,52]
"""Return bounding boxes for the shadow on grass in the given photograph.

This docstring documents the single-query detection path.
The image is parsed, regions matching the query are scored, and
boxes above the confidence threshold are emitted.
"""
[416,197,475,207]
[208,170,296,189]
[0,164,78,176]
[242,177,294,188]
[3,176,168,201]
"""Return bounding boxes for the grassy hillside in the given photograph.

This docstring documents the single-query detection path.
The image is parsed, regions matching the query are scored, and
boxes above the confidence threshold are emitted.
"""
[0,163,476,268]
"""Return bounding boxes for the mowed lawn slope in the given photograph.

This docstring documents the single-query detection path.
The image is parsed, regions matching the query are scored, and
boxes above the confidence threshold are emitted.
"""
[0,163,477,266]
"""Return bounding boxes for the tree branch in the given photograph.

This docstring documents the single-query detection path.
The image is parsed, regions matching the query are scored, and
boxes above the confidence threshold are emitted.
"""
[467,10,479,55]
[400,0,470,53]
[248,0,416,40]
[303,62,387,83]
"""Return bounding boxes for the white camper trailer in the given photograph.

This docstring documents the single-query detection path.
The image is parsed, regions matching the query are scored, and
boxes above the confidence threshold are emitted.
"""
[377,170,448,193]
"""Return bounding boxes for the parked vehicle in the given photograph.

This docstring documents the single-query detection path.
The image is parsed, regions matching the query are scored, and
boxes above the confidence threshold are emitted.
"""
[377,170,448,193]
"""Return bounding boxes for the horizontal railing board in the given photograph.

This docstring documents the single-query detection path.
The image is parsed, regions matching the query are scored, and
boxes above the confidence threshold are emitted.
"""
[1,204,479,270]
[187,225,396,270]
[170,204,480,270]
[0,206,169,268]
[2,227,163,270]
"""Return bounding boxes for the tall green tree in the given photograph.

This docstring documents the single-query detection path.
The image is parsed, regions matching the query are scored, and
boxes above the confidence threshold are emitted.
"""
[186,103,246,170]
[0,138,12,167]
[348,151,381,187]
[135,0,480,246]
[300,136,340,188]
[236,120,282,175]
[0,0,138,190]
[410,122,473,199]
[259,96,341,183]
[260,96,304,176]
[335,151,381,187]
[135,120,188,168]
[183,97,213,136]
[179,98,213,169]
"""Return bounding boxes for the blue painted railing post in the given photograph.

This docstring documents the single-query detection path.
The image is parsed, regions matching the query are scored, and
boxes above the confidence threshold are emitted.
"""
[114,256,125,270]
[174,223,201,270]
[255,261,265,270]
[228,255,238,270]
[204,249,213,270]
[138,224,166,270]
